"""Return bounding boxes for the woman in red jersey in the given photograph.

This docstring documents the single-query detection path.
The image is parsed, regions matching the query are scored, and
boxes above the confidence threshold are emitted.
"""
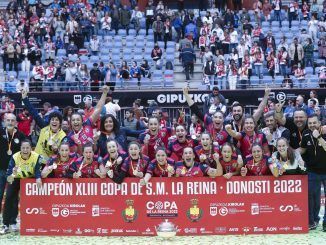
[175,147,223,177]
[241,143,271,176]
[140,147,175,185]
[102,140,128,178]
[41,142,78,178]
[194,133,220,168]
[225,116,270,157]
[112,142,150,183]
[68,144,107,178]
[215,142,243,179]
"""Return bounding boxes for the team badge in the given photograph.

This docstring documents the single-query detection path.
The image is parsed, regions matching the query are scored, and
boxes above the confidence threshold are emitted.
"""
[14,138,20,144]
[122,199,138,222]
[186,199,203,222]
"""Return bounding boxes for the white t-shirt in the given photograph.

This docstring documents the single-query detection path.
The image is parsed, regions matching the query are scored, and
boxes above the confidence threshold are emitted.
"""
[105,102,121,118]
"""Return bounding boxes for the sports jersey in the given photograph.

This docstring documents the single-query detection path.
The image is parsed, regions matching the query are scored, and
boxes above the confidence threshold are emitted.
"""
[46,153,78,178]
[175,161,209,177]
[203,114,230,146]
[146,158,175,177]
[239,131,268,157]
[35,125,67,160]
[167,137,197,161]
[7,151,41,179]
[219,154,239,174]
[102,150,128,177]
[139,128,172,160]
[69,156,103,178]
[194,145,220,168]
[67,118,94,154]
[245,155,271,176]
[121,156,150,177]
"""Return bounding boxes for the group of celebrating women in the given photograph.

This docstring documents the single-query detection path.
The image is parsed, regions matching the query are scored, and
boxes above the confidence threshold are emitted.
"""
[0,85,325,234]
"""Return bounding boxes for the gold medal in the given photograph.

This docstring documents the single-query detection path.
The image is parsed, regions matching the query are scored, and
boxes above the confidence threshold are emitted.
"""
[107,170,113,178]
[133,170,138,176]
[167,165,174,173]
[77,171,82,177]
[48,139,53,146]
[52,163,57,170]
[181,167,186,175]
[7,149,12,155]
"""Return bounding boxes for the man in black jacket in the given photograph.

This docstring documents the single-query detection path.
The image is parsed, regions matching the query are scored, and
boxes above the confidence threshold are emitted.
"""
[179,43,196,81]
[90,63,103,91]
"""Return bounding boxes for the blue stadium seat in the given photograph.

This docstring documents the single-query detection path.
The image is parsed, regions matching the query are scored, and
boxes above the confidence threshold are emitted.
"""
[139,29,146,36]
[166,41,175,48]
[274,76,284,86]
[18,71,29,80]
[101,56,110,63]
[164,70,174,87]
[129,29,136,36]
[291,20,300,26]
[57,49,66,56]
[152,70,163,87]
[250,76,260,87]
[305,67,314,74]
[118,29,127,36]
[80,55,89,63]
[133,55,143,62]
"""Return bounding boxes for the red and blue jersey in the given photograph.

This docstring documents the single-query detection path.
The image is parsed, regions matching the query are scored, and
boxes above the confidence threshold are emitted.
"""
[194,145,220,168]
[175,161,209,177]
[245,155,271,176]
[167,137,197,162]
[69,156,103,178]
[46,153,78,178]
[146,158,175,177]
[121,156,150,177]
[139,128,172,160]
[219,154,239,174]
[67,118,94,154]
[204,114,230,145]
[102,150,128,177]
[239,132,268,157]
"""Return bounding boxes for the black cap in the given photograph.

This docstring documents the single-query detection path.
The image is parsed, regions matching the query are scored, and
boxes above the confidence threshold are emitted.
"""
[212,86,219,91]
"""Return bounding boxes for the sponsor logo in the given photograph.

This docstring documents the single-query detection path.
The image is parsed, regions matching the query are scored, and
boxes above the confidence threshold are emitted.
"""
[199,228,213,234]
[253,227,263,232]
[229,228,239,232]
[219,207,228,216]
[26,208,40,214]
[74,95,82,104]
[186,199,203,222]
[184,228,197,234]
[122,200,138,223]
[37,228,48,233]
[266,227,278,232]
[292,226,302,231]
[97,228,102,234]
[214,227,227,234]
[52,208,60,217]
[111,229,124,233]
[24,207,45,215]
[141,227,155,235]
[242,227,251,233]
[49,229,60,232]
[210,206,218,216]
[84,229,95,234]
[279,205,301,212]
[279,226,291,231]
[62,229,73,234]
[251,203,259,215]
[92,205,100,217]
[157,93,208,104]
[125,229,138,233]
[61,208,70,217]
[75,228,83,235]
[146,201,178,218]
[25,229,36,233]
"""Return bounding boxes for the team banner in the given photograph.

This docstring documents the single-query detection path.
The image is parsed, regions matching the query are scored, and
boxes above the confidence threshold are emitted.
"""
[8,88,325,108]
[20,176,308,236]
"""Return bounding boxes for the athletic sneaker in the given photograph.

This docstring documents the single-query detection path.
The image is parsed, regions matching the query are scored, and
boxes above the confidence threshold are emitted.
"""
[10,224,19,232]
[309,223,317,230]
[0,225,9,235]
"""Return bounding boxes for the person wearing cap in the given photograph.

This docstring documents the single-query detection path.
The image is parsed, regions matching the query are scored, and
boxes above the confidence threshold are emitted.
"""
[21,89,67,160]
